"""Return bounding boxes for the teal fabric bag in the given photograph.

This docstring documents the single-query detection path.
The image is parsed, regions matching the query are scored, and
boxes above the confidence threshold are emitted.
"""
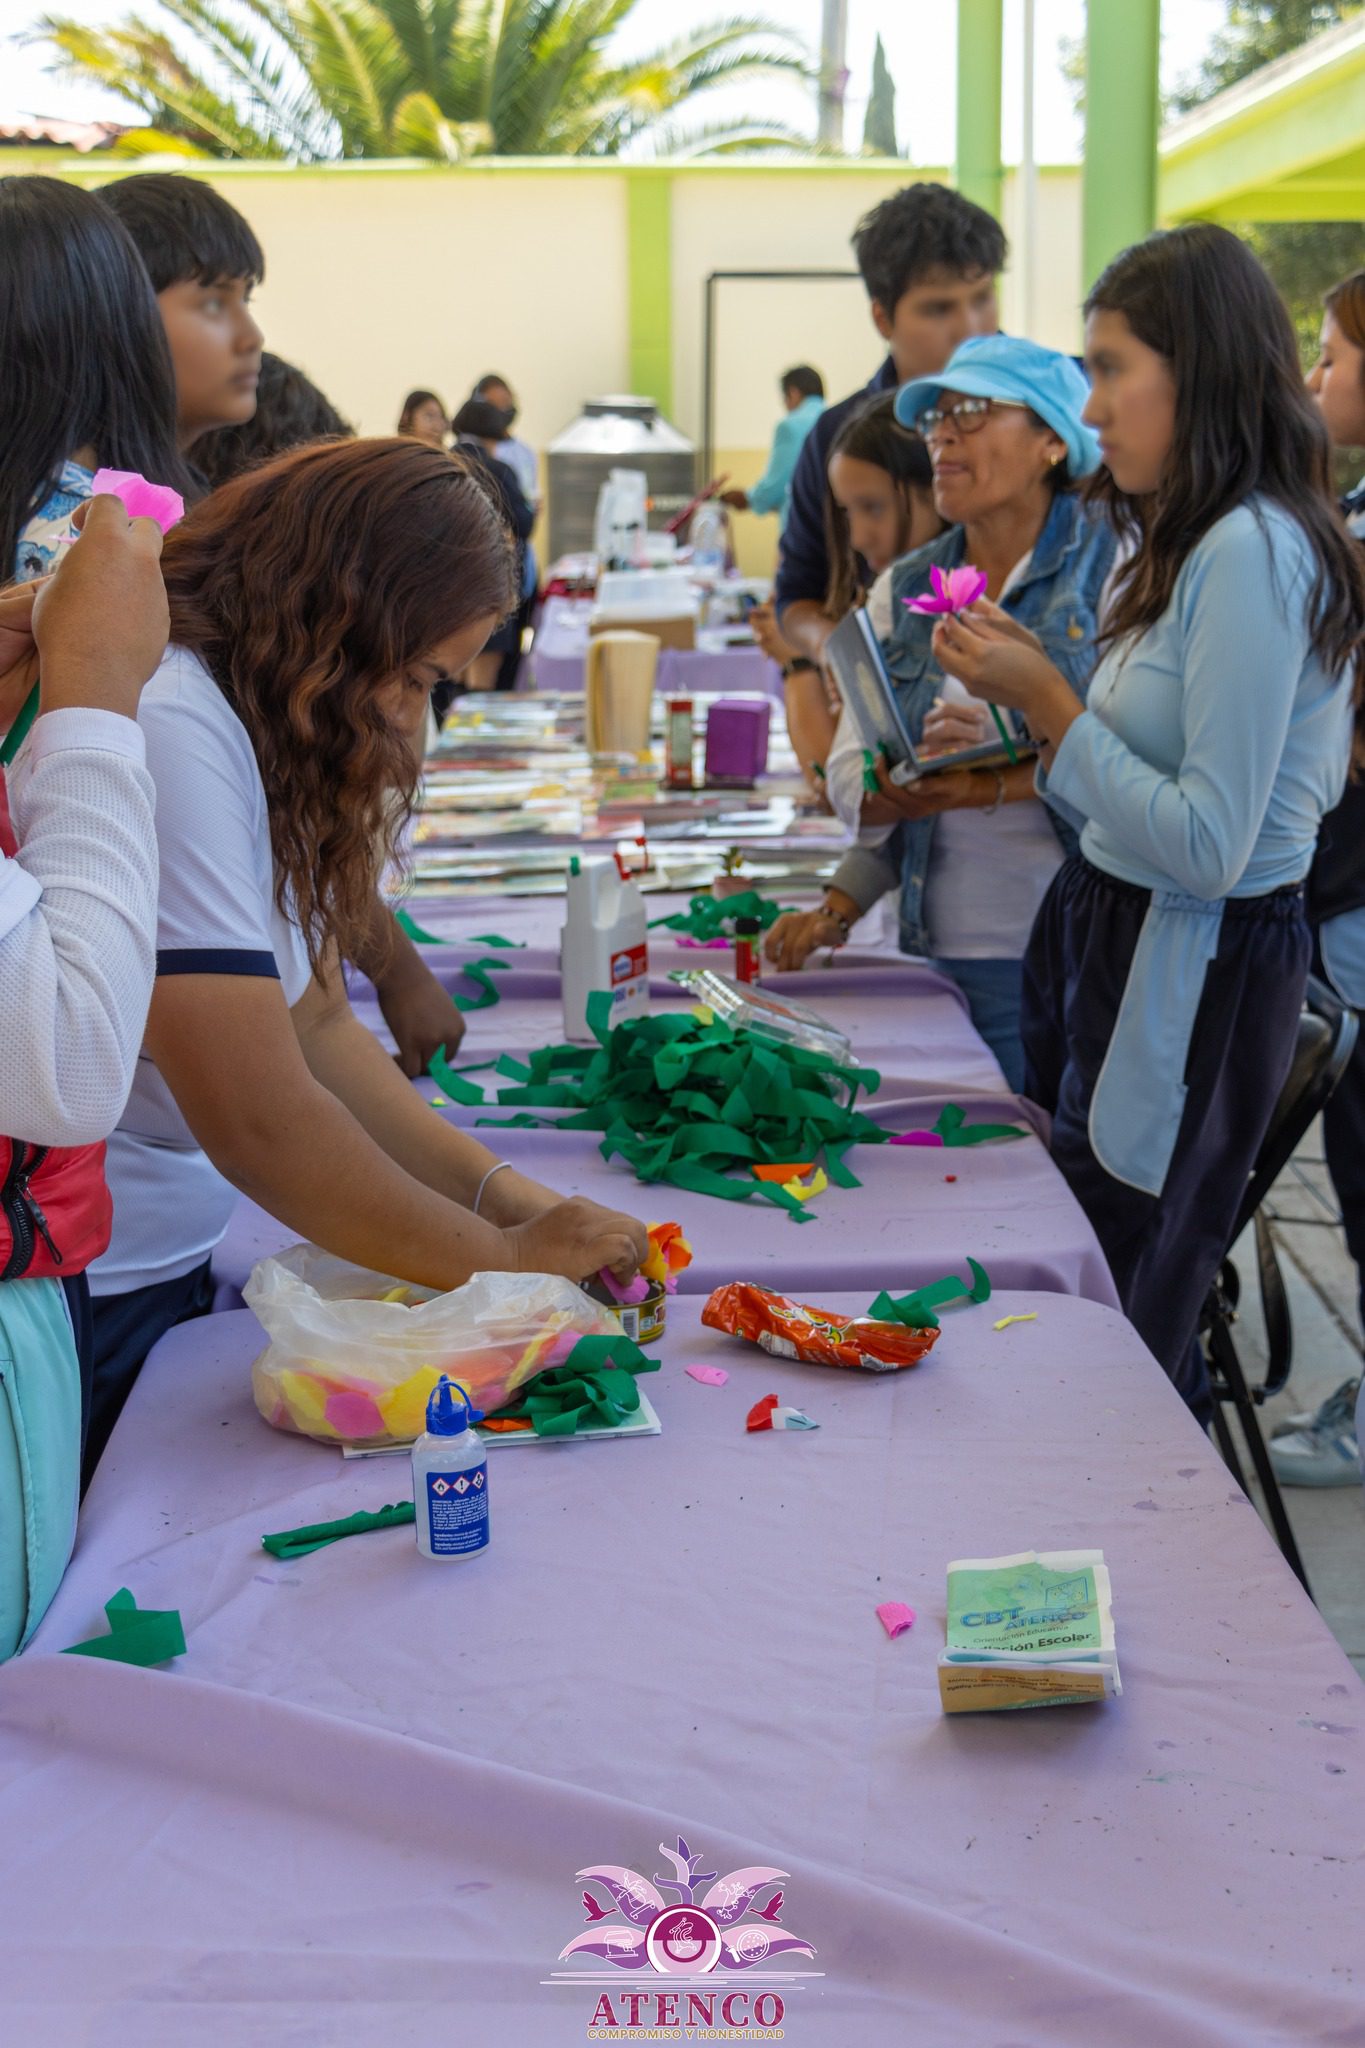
[0,1276,80,1660]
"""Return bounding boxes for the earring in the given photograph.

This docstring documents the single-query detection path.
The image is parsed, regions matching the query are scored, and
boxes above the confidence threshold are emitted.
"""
[1049,452,1064,468]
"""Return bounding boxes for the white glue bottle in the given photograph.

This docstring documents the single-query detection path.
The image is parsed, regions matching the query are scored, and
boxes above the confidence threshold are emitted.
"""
[561,854,649,1043]
[413,1376,489,1562]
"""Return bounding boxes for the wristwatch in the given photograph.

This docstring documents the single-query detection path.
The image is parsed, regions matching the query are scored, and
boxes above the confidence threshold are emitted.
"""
[781,657,821,679]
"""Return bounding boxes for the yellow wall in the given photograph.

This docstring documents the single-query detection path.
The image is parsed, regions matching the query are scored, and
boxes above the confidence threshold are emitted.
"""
[47,156,1084,581]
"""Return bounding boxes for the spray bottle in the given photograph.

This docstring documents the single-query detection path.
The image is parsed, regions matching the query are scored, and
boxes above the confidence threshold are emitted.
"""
[413,1376,489,1562]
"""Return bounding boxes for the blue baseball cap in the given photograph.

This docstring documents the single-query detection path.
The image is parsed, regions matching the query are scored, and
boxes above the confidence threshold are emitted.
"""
[893,334,1100,478]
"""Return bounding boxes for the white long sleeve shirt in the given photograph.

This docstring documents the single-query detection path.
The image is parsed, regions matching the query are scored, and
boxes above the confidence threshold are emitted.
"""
[0,707,158,1147]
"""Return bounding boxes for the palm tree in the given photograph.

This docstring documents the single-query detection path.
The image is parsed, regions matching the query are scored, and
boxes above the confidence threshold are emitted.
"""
[28,0,814,161]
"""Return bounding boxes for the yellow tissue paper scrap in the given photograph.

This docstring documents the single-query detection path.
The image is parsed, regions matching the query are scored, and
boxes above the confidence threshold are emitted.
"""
[993,1313,1038,1331]
[781,1167,830,1205]
[377,1365,444,1439]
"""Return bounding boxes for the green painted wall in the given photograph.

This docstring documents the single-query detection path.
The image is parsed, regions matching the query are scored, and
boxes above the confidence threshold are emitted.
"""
[1083,0,1161,284]
[955,0,1005,220]
[625,171,673,414]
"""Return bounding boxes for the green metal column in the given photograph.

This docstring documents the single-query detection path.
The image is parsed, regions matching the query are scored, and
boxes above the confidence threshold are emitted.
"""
[955,0,1004,218]
[1082,0,1161,287]
[625,170,673,416]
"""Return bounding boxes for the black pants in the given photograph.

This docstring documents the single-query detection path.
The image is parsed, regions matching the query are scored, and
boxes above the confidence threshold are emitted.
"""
[1315,940,1365,1336]
[83,1260,214,1490]
[1023,857,1310,1411]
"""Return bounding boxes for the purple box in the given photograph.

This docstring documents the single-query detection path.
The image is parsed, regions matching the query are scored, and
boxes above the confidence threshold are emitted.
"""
[704,697,771,787]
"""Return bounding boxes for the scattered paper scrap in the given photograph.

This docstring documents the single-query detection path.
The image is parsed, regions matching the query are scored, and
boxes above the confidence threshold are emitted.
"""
[62,1588,186,1667]
[751,1162,815,1183]
[876,1601,917,1639]
[781,1167,829,1205]
[686,1364,729,1387]
[993,1313,1038,1331]
[746,1394,818,1432]
[889,1131,944,1148]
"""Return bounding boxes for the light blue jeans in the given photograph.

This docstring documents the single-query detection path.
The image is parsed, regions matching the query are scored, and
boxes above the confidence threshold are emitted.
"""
[933,956,1026,1094]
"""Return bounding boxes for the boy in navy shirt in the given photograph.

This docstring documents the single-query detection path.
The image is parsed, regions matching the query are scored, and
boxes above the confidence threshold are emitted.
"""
[776,184,1005,667]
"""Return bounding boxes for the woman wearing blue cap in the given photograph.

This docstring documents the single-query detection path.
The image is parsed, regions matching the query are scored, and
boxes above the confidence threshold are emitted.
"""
[808,334,1115,1088]
[933,225,1365,1413]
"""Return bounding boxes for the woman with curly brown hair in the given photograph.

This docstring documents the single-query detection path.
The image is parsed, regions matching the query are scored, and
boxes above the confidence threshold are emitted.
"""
[81,436,646,1475]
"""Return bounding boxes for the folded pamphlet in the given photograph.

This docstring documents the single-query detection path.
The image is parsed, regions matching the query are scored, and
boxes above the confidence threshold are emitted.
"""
[938,1549,1121,1713]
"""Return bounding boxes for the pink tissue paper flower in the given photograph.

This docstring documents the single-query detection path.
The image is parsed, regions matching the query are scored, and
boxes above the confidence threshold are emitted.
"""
[90,468,185,534]
[904,564,988,616]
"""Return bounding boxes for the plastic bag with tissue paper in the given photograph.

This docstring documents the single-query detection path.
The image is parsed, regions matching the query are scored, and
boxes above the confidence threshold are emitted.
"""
[244,1244,622,1447]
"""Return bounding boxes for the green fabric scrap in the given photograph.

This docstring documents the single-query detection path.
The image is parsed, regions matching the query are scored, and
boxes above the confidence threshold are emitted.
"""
[62,1587,186,1666]
[451,958,511,1012]
[427,1048,489,1105]
[648,890,796,942]
[262,1503,415,1559]
[469,987,883,1217]
[868,1258,992,1330]
[395,909,524,949]
[933,1103,1028,1147]
[487,1330,661,1437]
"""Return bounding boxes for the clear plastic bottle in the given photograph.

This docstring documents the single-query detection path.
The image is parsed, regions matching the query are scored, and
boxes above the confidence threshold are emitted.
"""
[412,1376,489,1562]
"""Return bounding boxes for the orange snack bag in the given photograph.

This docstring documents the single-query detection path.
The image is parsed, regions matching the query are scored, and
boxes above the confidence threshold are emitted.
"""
[702,1282,939,1373]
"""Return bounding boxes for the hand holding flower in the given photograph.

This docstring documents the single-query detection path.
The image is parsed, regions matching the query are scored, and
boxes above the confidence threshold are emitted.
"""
[930,611,1082,759]
[904,563,989,616]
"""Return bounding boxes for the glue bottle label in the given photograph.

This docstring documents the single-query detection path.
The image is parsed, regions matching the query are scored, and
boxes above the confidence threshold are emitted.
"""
[425,1465,489,1556]
[612,943,648,986]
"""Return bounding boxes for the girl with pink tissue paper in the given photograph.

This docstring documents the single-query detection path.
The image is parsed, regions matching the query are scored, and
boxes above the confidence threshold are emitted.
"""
[0,176,196,582]
[0,493,174,1660]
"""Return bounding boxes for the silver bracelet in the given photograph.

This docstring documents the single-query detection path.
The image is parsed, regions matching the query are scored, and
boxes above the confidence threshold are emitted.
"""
[979,769,1006,816]
[473,1159,512,1217]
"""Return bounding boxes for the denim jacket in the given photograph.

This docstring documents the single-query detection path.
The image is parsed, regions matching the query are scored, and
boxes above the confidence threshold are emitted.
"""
[879,491,1117,955]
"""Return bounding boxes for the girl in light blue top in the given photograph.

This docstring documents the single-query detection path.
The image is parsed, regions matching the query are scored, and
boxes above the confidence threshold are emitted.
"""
[934,224,1365,1414]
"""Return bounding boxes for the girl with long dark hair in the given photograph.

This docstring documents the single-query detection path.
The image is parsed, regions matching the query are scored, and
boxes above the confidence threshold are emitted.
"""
[761,394,939,788]
[0,176,196,580]
[936,224,1365,1410]
[44,439,646,1473]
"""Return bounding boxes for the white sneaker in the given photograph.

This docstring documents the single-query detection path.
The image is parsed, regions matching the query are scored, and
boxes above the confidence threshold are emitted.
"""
[1268,1377,1362,1487]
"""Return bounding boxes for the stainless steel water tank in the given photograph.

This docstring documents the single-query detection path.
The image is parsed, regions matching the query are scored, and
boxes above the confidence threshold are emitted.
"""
[546,395,696,563]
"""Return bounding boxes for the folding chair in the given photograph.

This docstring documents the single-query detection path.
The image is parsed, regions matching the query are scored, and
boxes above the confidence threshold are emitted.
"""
[1200,975,1358,1598]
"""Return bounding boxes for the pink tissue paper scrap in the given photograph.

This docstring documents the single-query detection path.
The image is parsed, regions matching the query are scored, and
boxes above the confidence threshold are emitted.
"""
[904,564,988,616]
[876,1601,917,1639]
[596,1266,650,1306]
[685,1364,729,1387]
[89,468,186,533]
[888,1130,944,1148]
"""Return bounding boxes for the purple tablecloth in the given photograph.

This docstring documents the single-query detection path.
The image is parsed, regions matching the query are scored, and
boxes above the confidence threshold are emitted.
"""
[379,886,901,972]
[530,596,783,699]
[8,1292,1361,2045]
